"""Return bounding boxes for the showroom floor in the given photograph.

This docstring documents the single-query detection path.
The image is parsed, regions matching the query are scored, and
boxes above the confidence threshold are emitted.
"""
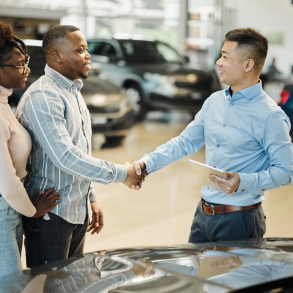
[21,111,293,267]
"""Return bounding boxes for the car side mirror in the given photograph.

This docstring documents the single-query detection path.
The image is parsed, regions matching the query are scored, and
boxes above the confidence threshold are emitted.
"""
[184,55,190,63]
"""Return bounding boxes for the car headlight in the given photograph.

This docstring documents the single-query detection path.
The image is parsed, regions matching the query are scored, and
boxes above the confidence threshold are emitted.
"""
[143,72,175,84]
[89,94,106,106]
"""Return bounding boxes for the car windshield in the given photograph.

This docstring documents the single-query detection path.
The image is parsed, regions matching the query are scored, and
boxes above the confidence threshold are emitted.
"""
[118,40,183,64]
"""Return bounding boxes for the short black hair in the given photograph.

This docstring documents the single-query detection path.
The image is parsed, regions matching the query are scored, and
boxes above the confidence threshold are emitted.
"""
[0,21,27,67]
[42,25,80,57]
[225,28,268,74]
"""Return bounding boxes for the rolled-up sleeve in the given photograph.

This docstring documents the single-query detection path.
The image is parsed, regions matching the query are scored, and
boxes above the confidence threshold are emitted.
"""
[23,90,127,184]
[237,111,293,194]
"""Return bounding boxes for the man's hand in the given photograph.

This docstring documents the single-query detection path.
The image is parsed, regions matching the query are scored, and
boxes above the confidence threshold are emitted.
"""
[87,202,104,235]
[123,162,147,190]
[211,256,242,271]
[127,161,147,190]
[209,171,240,194]
[133,161,146,175]
[131,259,156,278]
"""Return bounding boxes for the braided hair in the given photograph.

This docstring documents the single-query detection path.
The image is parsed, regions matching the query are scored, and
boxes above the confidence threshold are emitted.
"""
[0,21,27,68]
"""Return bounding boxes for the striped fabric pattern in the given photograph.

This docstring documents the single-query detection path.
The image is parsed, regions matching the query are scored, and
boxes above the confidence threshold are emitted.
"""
[17,65,127,224]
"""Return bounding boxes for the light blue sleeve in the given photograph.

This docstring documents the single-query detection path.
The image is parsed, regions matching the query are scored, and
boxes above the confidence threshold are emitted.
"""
[237,111,293,194]
[140,101,207,174]
[22,90,127,184]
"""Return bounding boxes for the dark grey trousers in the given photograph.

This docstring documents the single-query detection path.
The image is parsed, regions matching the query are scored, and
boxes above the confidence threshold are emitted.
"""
[22,212,88,268]
[188,200,266,243]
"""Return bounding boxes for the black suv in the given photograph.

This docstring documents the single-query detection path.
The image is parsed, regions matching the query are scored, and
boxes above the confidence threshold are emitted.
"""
[88,37,221,119]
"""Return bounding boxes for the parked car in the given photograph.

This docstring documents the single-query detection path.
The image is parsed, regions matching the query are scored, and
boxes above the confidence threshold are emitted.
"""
[278,81,293,136]
[8,40,135,142]
[1,238,293,292]
[87,36,222,120]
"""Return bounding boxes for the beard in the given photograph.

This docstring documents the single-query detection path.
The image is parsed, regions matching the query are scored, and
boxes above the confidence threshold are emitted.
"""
[65,61,88,79]
[78,71,88,79]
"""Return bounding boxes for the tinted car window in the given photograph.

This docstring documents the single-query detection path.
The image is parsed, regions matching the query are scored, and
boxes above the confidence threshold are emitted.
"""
[119,40,165,63]
[156,43,182,63]
[101,43,117,60]
[27,46,46,68]
[88,41,106,55]
[118,40,182,64]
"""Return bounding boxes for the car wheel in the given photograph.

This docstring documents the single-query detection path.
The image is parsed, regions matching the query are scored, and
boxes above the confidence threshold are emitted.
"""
[126,86,146,121]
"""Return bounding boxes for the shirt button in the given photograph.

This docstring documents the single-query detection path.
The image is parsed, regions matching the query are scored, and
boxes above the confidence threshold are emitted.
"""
[213,166,216,168]
[223,124,226,127]
[241,189,245,192]
[231,103,234,105]
[217,144,220,147]
[262,189,265,191]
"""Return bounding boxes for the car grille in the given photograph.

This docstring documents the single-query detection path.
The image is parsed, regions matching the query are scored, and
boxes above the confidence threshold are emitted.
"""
[88,102,121,113]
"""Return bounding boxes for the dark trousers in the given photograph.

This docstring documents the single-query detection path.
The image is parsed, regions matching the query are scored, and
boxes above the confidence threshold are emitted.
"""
[188,200,266,243]
[22,212,88,268]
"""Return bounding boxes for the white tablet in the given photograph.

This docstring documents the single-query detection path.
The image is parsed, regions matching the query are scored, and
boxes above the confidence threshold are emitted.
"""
[188,159,229,193]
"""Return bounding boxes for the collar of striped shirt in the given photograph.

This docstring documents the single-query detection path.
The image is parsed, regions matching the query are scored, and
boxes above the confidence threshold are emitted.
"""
[44,64,83,92]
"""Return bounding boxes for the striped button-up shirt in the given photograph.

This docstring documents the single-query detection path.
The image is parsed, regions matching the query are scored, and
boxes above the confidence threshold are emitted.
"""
[17,65,127,224]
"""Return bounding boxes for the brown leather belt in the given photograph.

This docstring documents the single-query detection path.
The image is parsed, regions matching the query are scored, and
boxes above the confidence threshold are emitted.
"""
[201,198,261,216]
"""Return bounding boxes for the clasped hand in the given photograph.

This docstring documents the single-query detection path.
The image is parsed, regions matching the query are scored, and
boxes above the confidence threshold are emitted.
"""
[123,161,147,190]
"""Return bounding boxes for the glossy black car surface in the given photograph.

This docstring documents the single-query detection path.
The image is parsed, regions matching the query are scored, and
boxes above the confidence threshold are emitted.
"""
[8,40,135,139]
[87,37,222,120]
[2,238,293,292]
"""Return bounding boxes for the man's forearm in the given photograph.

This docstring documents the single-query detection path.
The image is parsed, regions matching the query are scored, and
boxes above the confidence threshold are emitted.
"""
[140,134,203,174]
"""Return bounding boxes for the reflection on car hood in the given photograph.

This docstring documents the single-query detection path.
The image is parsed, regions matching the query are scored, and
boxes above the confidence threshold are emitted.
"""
[2,238,293,293]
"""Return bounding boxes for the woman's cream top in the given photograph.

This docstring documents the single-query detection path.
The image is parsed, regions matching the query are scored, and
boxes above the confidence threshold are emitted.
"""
[0,85,36,217]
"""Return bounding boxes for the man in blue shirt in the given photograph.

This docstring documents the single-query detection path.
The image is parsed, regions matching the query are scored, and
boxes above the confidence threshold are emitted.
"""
[131,28,293,242]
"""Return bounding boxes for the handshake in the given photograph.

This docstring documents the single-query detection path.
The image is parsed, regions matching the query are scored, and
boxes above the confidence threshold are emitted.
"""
[123,161,147,190]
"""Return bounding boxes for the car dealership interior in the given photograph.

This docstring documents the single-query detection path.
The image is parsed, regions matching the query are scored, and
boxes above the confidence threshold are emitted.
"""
[1,0,293,292]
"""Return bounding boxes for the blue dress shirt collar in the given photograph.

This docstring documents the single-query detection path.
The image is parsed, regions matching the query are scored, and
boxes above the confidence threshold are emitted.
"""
[225,80,263,102]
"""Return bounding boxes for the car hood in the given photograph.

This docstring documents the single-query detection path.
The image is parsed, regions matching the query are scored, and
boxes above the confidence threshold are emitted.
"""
[130,62,211,76]
[2,238,293,293]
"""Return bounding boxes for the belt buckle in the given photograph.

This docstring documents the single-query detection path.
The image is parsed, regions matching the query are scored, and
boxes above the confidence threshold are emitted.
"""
[204,203,216,216]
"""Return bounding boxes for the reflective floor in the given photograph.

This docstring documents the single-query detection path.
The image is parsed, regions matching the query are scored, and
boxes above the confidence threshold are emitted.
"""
[21,111,293,267]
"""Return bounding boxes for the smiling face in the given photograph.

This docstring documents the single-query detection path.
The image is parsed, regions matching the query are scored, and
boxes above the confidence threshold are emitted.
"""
[57,30,91,81]
[0,47,30,89]
[216,41,248,88]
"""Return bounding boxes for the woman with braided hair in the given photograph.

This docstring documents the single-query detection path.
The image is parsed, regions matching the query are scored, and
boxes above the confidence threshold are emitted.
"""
[0,21,61,276]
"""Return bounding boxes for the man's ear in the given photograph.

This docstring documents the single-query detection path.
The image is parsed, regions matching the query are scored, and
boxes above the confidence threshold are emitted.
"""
[244,59,255,73]
[52,52,62,64]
